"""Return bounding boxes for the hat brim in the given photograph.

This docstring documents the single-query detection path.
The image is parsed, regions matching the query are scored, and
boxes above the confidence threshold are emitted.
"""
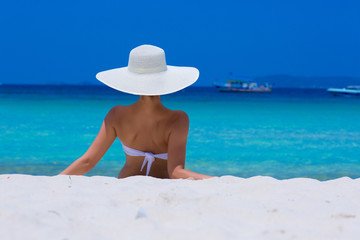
[96,66,199,96]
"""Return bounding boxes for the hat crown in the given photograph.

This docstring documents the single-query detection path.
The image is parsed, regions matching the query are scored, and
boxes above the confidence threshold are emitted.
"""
[128,45,167,74]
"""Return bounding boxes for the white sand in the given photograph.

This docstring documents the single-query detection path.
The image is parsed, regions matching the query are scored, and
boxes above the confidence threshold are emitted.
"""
[0,174,359,240]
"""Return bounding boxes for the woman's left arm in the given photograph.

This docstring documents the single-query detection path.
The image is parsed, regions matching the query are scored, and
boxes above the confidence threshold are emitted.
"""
[59,109,117,175]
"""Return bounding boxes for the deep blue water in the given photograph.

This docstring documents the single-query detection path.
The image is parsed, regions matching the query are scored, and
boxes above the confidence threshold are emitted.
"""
[0,85,359,180]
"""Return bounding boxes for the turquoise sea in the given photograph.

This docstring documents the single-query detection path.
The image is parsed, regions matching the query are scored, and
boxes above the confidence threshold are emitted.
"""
[0,85,359,180]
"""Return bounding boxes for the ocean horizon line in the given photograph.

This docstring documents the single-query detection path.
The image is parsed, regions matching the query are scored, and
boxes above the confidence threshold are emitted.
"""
[0,83,337,90]
[2,74,360,89]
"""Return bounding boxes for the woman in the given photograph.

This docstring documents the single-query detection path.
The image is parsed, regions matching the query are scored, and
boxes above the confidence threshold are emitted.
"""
[60,45,212,180]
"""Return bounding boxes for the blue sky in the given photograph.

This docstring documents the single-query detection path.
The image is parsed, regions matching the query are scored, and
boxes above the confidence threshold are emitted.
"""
[0,0,359,86]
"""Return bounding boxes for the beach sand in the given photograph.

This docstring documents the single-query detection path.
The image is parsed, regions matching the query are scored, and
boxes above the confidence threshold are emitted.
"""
[0,174,359,240]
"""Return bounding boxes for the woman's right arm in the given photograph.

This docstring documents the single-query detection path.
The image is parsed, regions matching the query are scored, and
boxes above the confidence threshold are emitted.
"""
[59,109,117,175]
[167,111,213,180]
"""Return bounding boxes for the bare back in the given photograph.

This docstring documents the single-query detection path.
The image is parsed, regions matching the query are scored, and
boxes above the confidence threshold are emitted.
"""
[105,98,188,178]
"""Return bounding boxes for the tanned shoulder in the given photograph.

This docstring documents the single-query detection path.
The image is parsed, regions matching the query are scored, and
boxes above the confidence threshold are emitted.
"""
[104,105,124,126]
[171,110,189,131]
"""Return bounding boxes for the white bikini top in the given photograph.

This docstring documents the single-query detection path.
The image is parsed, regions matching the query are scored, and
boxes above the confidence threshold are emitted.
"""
[121,142,168,176]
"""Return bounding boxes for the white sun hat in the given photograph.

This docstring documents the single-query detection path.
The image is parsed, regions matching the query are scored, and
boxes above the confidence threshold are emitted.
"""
[96,44,199,95]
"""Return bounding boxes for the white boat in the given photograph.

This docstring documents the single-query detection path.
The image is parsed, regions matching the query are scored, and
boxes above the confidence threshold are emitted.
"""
[214,80,272,93]
[327,86,360,96]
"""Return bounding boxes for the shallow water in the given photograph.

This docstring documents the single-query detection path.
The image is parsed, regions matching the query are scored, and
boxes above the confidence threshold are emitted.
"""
[1,85,359,180]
